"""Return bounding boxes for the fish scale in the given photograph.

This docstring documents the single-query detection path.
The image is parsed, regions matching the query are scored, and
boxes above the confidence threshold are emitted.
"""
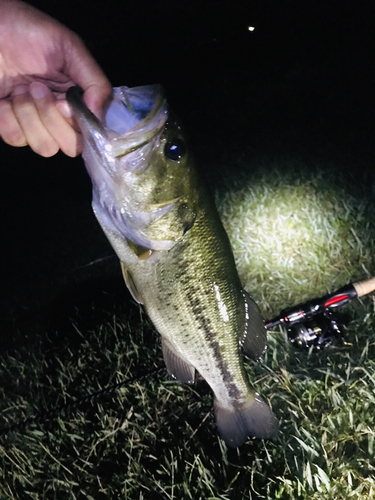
[66,84,279,448]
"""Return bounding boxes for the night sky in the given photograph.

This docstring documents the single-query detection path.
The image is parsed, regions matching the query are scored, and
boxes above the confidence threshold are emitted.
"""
[1,0,374,349]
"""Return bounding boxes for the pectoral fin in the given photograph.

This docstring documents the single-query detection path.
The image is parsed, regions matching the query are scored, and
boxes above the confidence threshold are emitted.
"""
[120,263,144,304]
[162,337,195,384]
[241,291,267,360]
[126,239,154,260]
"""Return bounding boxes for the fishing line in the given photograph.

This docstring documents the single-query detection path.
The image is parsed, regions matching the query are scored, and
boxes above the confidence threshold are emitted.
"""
[0,366,166,438]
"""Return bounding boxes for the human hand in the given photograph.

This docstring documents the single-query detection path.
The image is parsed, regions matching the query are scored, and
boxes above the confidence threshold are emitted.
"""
[0,0,112,157]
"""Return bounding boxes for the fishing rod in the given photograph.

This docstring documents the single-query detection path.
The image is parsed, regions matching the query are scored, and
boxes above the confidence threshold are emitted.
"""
[265,276,375,349]
[2,277,374,436]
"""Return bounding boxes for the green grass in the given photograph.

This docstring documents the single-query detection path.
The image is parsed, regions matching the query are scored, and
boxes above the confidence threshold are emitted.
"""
[1,160,375,499]
[217,159,375,316]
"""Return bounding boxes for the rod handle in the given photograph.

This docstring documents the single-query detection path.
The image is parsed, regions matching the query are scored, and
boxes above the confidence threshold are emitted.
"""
[353,276,375,298]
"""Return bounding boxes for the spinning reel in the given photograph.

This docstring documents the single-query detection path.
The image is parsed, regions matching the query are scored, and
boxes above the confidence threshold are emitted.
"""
[265,277,375,349]
[283,310,349,349]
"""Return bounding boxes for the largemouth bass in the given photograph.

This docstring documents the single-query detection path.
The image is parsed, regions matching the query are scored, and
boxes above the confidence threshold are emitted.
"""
[66,85,278,448]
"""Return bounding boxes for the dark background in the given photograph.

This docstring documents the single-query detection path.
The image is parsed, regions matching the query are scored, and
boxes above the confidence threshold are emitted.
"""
[1,0,374,350]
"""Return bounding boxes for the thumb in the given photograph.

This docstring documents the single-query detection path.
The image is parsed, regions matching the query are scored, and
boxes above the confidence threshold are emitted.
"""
[63,31,112,118]
[83,82,113,119]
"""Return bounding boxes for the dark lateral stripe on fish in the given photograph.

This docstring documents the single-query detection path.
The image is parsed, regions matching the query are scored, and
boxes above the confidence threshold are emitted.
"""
[185,291,243,402]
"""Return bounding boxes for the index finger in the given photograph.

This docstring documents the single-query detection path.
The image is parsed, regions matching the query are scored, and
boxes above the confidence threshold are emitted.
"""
[30,82,83,157]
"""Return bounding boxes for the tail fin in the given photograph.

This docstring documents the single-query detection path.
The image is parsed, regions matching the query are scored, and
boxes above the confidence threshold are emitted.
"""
[214,396,279,448]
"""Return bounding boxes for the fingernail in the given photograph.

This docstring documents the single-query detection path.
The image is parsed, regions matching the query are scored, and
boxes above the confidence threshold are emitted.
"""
[56,100,73,118]
[12,85,28,96]
[30,82,49,100]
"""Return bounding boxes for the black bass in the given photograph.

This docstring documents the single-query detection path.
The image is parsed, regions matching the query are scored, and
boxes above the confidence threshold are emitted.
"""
[66,85,278,448]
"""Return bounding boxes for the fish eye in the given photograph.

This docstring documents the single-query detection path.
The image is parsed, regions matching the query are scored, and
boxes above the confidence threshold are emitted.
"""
[164,138,186,162]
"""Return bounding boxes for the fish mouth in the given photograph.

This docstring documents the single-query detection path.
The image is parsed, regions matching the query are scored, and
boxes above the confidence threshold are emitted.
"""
[66,84,168,170]
[67,84,166,132]
[67,85,181,251]
[107,87,168,159]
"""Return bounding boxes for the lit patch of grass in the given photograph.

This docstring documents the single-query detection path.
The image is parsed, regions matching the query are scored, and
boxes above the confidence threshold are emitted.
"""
[1,159,375,499]
[217,160,375,317]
